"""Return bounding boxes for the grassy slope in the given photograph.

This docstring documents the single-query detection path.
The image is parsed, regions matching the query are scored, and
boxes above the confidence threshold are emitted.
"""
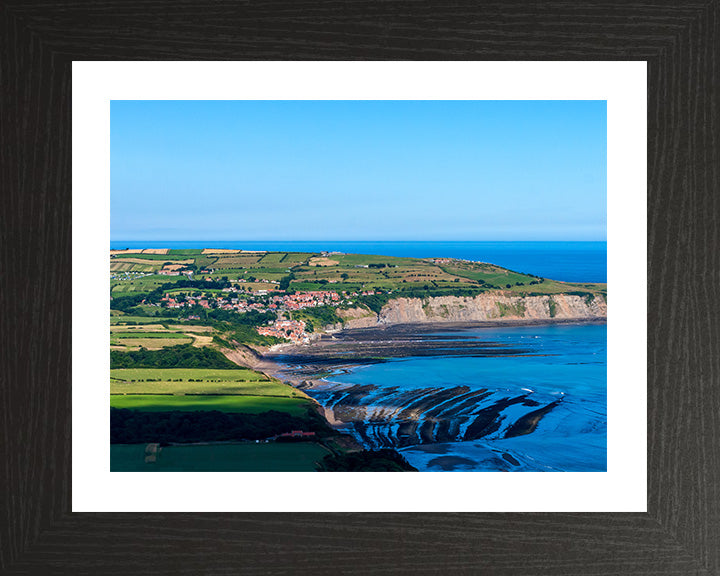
[110,364,312,414]
[111,367,269,382]
[111,331,190,339]
[109,368,304,397]
[109,394,312,415]
[110,338,195,350]
[110,315,171,324]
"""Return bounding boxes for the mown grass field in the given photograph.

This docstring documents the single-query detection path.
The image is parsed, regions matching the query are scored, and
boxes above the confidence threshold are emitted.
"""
[110,262,157,273]
[280,252,313,264]
[111,331,189,339]
[109,323,215,350]
[110,315,215,350]
[110,323,168,331]
[440,264,535,286]
[212,255,262,267]
[111,366,311,413]
[111,442,330,472]
[109,394,312,416]
[110,337,195,350]
[111,274,183,295]
[111,367,269,382]
[112,253,193,261]
[110,316,169,324]
[110,316,163,325]
[166,324,213,333]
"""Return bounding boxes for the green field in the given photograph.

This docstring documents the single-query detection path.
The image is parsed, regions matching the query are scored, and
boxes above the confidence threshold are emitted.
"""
[111,253,191,261]
[440,264,535,286]
[111,331,189,339]
[112,367,269,381]
[109,368,305,397]
[110,262,157,273]
[110,394,312,416]
[280,252,314,264]
[111,442,330,471]
[109,325,208,350]
[111,274,184,295]
[257,253,290,266]
[332,253,418,266]
[110,315,169,324]
[111,338,195,350]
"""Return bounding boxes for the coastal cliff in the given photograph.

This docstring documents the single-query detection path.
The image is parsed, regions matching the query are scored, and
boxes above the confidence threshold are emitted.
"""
[335,293,606,329]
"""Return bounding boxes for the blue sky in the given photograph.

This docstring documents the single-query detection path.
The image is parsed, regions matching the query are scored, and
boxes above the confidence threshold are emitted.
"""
[111,100,606,241]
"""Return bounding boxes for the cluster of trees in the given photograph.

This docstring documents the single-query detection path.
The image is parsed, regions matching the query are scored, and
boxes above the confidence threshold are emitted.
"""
[296,305,344,331]
[110,344,238,369]
[213,324,283,347]
[318,449,417,472]
[354,293,391,314]
[393,286,489,299]
[278,272,295,291]
[564,290,596,299]
[110,408,332,444]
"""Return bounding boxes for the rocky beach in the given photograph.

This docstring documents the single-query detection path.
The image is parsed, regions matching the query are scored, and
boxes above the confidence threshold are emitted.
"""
[257,319,607,471]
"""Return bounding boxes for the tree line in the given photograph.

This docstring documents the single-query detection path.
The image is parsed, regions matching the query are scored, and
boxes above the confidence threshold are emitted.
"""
[110,408,332,444]
[110,344,238,369]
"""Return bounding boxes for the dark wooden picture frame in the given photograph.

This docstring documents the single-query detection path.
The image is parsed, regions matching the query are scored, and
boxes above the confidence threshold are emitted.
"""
[2,2,718,574]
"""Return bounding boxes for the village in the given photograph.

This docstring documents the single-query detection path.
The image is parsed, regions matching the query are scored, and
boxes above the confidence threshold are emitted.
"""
[153,286,381,344]
[159,288,346,313]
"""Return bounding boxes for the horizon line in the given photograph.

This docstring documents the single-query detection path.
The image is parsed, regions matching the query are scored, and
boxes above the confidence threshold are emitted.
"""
[110,239,608,243]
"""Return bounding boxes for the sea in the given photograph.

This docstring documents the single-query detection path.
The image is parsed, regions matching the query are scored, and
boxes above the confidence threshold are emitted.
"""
[110,240,607,283]
[112,240,607,471]
[289,323,607,472]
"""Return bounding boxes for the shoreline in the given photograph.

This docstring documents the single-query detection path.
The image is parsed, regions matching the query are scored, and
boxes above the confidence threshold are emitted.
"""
[337,316,606,332]
[263,316,606,358]
[248,316,607,385]
[219,318,608,462]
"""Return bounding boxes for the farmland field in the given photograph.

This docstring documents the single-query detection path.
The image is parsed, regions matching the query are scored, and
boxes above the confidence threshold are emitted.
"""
[111,275,182,293]
[110,323,167,330]
[111,442,330,472]
[166,325,213,332]
[257,253,289,266]
[111,367,270,382]
[109,324,215,349]
[111,331,189,339]
[110,316,170,325]
[111,254,193,261]
[110,379,301,396]
[109,249,606,301]
[209,256,261,267]
[110,261,157,273]
[280,252,314,264]
[109,368,303,398]
[110,394,312,416]
[111,337,195,350]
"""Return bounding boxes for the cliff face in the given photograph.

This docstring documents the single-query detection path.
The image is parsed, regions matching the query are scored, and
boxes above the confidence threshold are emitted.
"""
[336,293,606,329]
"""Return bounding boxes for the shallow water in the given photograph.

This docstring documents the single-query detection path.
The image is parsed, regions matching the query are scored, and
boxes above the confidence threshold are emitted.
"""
[293,323,607,472]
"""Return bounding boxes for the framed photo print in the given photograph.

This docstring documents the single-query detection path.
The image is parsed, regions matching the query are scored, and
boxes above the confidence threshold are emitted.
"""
[3,2,718,574]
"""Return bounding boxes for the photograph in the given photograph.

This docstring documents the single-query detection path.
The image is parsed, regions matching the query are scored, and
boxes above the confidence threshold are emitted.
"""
[109,99,607,473]
[4,0,713,570]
